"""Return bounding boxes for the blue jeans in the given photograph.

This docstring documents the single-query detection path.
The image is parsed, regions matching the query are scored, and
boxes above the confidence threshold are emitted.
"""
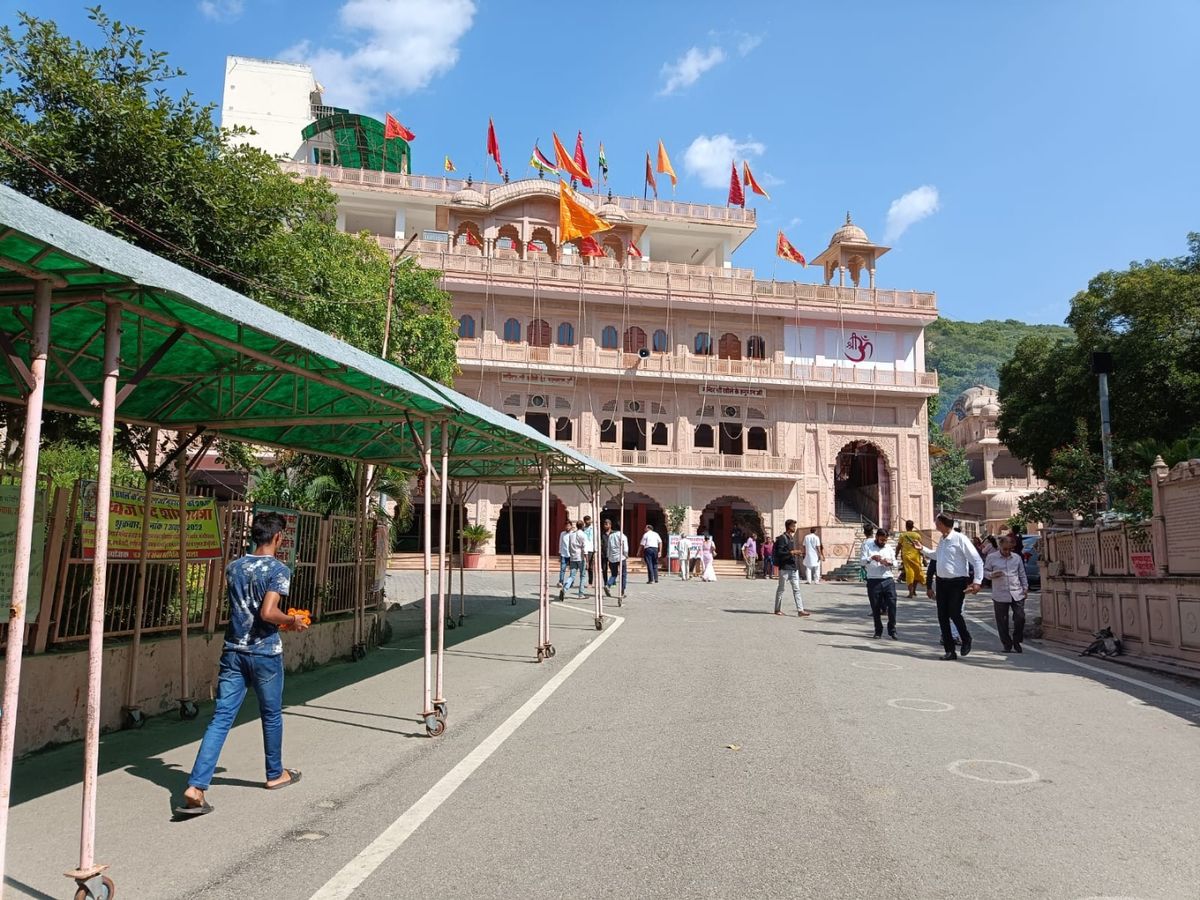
[645,548,659,582]
[563,559,584,595]
[606,560,627,594]
[558,555,570,585]
[188,650,284,789]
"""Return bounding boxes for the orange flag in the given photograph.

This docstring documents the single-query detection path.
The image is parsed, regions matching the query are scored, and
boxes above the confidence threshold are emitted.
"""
[776,231,806,266]
[553,132,591,185]
[656,140,677,190]
[742,161,770,199]
[559,180,612,243]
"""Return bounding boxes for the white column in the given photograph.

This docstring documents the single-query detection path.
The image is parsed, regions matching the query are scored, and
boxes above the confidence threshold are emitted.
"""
[640,234,651,262]
[394,208,406,241]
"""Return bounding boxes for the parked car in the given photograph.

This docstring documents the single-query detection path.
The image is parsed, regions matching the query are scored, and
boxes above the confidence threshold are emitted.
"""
[1022,534,1041,591]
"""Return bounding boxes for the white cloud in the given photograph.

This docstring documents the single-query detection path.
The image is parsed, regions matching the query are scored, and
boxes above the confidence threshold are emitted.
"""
[683,134,765,188]
[283,0,476,110]
[199,0,244,22]
[659,46,726,95]
[735,32,763,56]
[788,216,804,228]
[883,185,940,242]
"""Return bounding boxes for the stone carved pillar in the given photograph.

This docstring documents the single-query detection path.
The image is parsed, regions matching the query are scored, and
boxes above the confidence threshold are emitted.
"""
[1150,455,1169,575]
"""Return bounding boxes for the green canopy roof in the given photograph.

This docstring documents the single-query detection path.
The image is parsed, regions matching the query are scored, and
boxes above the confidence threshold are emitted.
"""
[0,184,624,486]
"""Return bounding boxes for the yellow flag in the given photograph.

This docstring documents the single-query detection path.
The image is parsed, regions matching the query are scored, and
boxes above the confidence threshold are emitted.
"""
[656,140,677,190]
[559,180,612,243]
[444,155,456,172]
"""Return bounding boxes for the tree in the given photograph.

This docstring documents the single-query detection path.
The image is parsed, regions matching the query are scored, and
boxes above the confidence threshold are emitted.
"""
[999,233,1200,473]
[927,396,970,511]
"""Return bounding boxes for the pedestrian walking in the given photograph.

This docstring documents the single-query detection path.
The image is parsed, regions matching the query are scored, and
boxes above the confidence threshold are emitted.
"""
[679,535,692,581]
[802,527,824,584]
[898,519,926,598]
[582,515,595,586]
[744,533,758,579]
[557,520,575,588]
[559,521,587,600]
[699,534,717,582]
[732,525,745,562]
[761,536,775,579]
[640,524,662,583]
[772,519,811,618]
[861,527,899,639]
[915,514,984,660]
[176,512,307,817]
[602,518,628,599]
[985,534,1028,652]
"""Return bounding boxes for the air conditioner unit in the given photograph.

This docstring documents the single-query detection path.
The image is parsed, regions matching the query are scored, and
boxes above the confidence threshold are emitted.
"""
[723,405,739,418]
[529,394,548,408]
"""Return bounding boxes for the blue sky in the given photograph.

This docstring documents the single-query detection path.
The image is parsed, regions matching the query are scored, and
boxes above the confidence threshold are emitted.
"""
[6,0,1199,324]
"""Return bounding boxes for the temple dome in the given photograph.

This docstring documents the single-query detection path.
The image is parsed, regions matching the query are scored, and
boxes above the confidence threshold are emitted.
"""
[596,202,628,221]
[830,213,869,245]
[989,490,1024,515]
[450,187,486,207]
[952,384,1001,418]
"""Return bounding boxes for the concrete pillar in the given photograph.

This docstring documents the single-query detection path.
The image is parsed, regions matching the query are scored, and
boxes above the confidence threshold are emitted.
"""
[394,208,406,241]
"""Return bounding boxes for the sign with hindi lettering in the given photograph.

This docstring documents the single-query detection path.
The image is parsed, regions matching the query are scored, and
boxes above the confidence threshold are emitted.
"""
[80,482,223,561]
[1130,551,1156,578]
[500,372,576,387]
[0,485,47,624]
[251,505,301,567]
[699,385,767,399]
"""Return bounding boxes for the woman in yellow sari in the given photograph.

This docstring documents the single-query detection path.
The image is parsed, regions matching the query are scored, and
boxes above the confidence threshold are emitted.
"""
[899,519,926,597]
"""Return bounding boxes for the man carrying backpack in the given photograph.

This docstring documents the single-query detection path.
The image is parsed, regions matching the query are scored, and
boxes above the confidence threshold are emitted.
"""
[772,519,811,618]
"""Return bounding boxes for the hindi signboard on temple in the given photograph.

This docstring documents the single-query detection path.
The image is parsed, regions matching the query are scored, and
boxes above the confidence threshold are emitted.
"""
[1129,551,1156,578]
[80,481,223,560]
[0,484,47,623]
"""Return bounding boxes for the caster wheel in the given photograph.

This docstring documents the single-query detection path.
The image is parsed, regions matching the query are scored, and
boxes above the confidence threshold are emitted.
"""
[426,715,446,737]
[122,708,145,730]
[536,647,545,662]
[457,614,464,627]
[547,645,557,658]
[434,701,447,719]
[617,596,623,608]
[74,876,115,900]
[351,644,366,661]
[446,617,456,630]
[179,700,199,721]
[595,617,603,631]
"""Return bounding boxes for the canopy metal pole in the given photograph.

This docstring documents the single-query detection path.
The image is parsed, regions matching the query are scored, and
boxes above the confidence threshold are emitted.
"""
[434,427,448,710]
[593,477,603,630]
[123,427,158,724]
[73,301,121,888]
[456,481,465,626]
[353,462,366,655]
[619,486,626,602]
[538,460,553,660]
[506,484,516,605]
[177,447,195,718]
[0,281,51,893]
[421,420,433,721]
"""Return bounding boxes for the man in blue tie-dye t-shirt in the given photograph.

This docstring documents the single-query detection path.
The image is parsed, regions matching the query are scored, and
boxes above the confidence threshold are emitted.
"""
[176,512,309,817]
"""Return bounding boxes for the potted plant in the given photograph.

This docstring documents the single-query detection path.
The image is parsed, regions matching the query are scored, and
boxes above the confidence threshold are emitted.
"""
[666,504,688,574]
[460,523,493,569]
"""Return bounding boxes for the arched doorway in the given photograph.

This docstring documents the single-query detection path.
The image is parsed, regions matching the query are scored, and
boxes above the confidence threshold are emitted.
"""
[834,440,890,527]
[699,495,765,560]
[496,489,568,555]
[601,491,666,554]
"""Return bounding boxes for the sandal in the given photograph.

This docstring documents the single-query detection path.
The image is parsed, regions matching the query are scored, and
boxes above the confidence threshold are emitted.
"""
[266,768,302,790]
[173,801,214,818]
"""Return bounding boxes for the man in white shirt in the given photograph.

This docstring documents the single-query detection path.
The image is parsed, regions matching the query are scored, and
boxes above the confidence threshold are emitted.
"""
[559,520,588,601]
[802,527,824,584]
[581,515,595,588]
[916,513,984,660]
[985,534,1029,652]
[602,519,628,598]
[860,528,898,639]
[678,536,692,581]
[640,524,663,584]
[557,521,575,588]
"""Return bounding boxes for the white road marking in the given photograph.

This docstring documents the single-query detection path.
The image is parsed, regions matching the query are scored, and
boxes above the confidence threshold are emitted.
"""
[308,613,625,900]
[966,615,1200,709]
[887,698,954,712]
[947,759,1040,784]
[852,660,902,670]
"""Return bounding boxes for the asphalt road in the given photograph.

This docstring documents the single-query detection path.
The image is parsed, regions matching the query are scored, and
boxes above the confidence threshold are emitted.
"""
[7,571,1200,899]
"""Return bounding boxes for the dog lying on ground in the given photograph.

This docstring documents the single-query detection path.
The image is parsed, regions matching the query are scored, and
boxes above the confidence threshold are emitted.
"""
[1081,626,1123,657]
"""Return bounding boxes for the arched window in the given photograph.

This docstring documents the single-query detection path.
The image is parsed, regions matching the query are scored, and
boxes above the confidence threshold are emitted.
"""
[652,329,669,353]
[555,416,574,441]
[718,332,741,360]
[457,314,475,340]
[556,322,575,346]
[503,317,521,343]
[747,426,768,451]
[623,326,647,353]
[694,332,713,356]
[454,222,482,249]
[528,319,550,347]
[747,335,766,359]
[496,224,521,256]
[529,227,557,262]
[600,326,619,350]
[651,422,669,446]
[694,424,715,449]
[599,419,617,443]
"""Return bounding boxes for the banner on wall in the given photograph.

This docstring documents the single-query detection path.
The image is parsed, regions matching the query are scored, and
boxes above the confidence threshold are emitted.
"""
[251,505,301,568]
[669,534,706,559]
[0,484,47,624]
[80,482,223,561]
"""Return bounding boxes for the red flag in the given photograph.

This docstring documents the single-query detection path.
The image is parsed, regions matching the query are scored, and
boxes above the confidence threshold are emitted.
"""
[577,235,605,257]
[464,229,482,249]
[573,131,593,189]
[628,240,643,259]
[527,240,542,252]
[486,118,502,177]
[644,152,658,199]
[552,132,590,185]
[776,231,806,266]
[727,161,745,207]
[742,160,769,199]
[384,113,415,141]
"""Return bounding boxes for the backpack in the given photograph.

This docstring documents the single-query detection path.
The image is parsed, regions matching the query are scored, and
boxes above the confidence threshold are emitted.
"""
[773,535,791,566]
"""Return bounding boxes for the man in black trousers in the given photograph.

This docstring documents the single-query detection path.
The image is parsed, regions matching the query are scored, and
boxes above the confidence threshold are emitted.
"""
[915,514,984,660]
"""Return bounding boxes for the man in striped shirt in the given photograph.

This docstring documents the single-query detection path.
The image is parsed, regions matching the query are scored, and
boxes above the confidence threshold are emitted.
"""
[985,534,1029,652]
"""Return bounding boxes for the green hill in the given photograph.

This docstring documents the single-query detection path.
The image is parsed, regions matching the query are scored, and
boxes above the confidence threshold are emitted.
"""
[925,318,1073,420]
